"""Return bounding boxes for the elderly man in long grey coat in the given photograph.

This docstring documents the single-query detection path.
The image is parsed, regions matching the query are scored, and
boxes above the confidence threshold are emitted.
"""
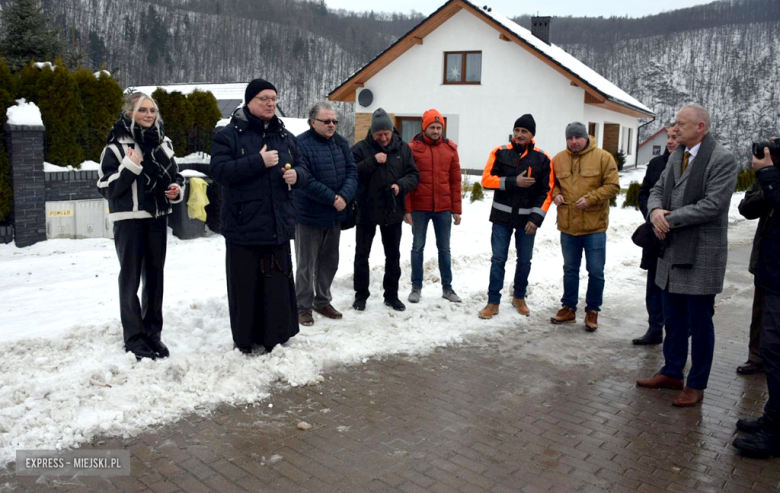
[636,104,738,407]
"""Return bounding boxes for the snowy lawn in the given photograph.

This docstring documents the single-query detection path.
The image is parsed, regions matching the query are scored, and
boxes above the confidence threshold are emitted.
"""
[0,167,756,465]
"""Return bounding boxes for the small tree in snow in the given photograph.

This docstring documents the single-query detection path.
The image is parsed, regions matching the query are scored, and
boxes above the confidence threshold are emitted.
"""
[0,0,61,72]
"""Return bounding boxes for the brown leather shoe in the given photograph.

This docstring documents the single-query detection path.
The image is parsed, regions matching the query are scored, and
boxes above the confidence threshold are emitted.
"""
[673,387,704,407]
[585,311,599,332]
[313,304,343,319]
[478,303,499,320]
[550,306,575,324]
[512,297,530,316]
[636,373,684,390]
[298,310,314,326]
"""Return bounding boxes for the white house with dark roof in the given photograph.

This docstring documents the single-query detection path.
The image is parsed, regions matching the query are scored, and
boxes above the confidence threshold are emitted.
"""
[637,127,669,166]
[328,0,654,171]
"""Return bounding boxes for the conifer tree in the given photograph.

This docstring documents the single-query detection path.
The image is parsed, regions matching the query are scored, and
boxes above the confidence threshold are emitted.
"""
[187,90,221,155]
[0,59,16,222]
[74,68,122,162]
[155,90,193,157]
[14,62,44,102]
[0,0,61,72]
[36,59,84,167]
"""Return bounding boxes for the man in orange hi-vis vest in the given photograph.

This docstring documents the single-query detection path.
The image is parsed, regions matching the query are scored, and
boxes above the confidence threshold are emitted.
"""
[478,114,554,320]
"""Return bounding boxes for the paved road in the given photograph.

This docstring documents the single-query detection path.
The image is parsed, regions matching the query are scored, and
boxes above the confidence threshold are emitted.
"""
[3,244,779,492]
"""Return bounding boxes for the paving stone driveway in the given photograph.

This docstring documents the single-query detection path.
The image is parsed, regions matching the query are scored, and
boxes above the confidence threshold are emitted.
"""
[4,245,779,492]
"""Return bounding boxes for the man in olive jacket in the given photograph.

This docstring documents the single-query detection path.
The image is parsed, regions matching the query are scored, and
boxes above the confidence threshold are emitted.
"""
[550,122,620,332]
[351,108,419,312]
[637,104,737,408]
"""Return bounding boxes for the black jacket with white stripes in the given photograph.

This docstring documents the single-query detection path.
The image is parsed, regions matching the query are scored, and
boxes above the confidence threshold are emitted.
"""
[97,128,184,221]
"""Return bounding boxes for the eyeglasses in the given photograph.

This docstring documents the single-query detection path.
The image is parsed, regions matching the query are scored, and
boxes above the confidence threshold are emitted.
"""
[137,108,157,114]
[314,118,339,125]
[255,96,278,103]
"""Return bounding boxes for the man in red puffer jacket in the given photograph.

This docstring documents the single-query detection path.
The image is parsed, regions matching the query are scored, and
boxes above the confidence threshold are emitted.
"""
[404,109,463,304]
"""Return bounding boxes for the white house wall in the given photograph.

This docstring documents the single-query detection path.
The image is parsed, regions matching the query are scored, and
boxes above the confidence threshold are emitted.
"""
[354,9,642,171]
[636,131,668,167]
[582,105,640,168]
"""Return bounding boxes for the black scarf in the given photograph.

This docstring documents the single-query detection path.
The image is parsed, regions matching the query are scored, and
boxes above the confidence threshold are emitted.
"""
[107,117,176,217]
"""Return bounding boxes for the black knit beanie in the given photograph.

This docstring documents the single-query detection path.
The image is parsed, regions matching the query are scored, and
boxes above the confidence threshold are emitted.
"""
[244,79,277,103]
[370,108,394,133]
[513,114,536,135]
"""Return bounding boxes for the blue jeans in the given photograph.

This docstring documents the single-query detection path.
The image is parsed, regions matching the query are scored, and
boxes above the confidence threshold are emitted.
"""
[410,211,452,290]
[488,223,536,304]
[660,291,716,390]
[560,232,606,312]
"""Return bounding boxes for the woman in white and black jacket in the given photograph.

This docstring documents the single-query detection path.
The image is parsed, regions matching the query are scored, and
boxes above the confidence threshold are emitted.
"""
[97,92,184,360]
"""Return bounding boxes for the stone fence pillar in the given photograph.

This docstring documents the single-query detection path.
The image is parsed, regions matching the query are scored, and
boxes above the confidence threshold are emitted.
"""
[5,123,46,248]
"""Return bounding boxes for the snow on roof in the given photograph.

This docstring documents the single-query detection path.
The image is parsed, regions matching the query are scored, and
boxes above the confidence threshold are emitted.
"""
[329,0,651,116]
[33,62,55,70]
[7,99,43,126]
[280,117,309,137]
[475,3,651,114]
[127,82,248,100]
[213,105,308,136]
[94,70,111,78]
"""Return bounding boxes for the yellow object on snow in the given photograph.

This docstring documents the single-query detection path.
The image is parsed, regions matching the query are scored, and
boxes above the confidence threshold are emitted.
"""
[187,177,209,221]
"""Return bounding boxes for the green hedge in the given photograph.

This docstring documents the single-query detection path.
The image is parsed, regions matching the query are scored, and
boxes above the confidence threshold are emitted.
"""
[735,168,755,192]
[74,68,122,162]
[0,59,15,222]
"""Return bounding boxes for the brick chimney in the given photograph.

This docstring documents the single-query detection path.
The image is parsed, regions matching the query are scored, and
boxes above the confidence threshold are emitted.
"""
[531,16,552,45]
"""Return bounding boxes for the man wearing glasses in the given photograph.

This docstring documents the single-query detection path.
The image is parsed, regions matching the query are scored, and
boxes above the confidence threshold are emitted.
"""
[293,102,357,326]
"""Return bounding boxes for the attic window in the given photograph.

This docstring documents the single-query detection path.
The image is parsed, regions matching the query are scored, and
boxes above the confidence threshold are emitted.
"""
[443,51,481,84]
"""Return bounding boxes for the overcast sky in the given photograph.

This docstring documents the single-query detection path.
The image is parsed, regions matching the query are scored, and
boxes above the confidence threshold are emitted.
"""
[326,0,716,18]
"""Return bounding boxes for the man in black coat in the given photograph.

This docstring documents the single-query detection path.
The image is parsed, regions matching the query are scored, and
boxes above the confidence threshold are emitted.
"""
[633,130,678,345]
[733,144,780,458]
[351,108,420,312]
[210,79,309,354]
[735,180,772,374]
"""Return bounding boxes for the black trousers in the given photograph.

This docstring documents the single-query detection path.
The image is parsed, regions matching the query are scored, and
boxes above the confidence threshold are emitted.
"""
[225,240,299,351]
[748,286,764,364]
[761,291,780,428]
[354,222,402,300]
[113,216,168,345]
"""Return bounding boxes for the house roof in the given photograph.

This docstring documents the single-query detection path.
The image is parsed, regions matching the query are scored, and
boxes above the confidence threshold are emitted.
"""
[638,127,668,149]
[328,0,654,119]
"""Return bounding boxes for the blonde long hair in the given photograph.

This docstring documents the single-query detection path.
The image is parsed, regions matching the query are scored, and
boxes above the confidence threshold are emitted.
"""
[123,92,164,140]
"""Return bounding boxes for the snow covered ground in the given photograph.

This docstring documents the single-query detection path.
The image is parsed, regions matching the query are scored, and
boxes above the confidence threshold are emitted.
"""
[0,165,757,465]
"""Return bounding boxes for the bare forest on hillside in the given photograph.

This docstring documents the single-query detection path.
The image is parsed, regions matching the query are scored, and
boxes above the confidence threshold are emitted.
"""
[5,0,779,161]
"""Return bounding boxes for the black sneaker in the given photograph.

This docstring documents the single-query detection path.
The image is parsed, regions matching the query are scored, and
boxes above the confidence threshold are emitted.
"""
[145,336,170,358]
[353,298,367,311]
[384,298,406,312]
[736,416,767,433]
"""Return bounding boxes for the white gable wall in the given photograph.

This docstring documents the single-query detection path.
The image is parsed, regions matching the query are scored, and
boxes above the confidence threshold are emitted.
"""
[354,9,642,170]
[636,130,668,166]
